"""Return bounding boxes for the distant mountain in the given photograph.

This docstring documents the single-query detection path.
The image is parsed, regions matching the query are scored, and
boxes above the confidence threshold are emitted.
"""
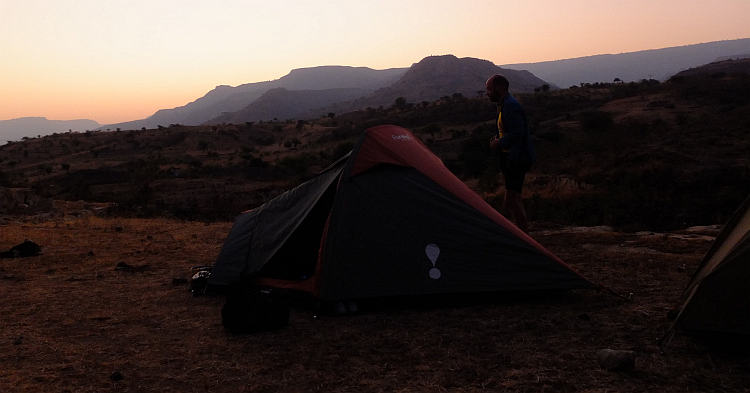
[501,38,750,88]
[105,66,407,130]
[0,117,100,144]
[298,55,547,119]
[206,87,374,124]
[103,38,750,130]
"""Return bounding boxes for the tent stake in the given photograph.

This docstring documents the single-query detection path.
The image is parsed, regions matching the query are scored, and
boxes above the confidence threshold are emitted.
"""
[598,283,632,301]
[657,329,675,354]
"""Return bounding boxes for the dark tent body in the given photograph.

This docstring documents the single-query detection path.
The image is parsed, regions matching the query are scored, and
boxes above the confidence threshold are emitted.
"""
[669,195,750,334]
[210,125,597,301]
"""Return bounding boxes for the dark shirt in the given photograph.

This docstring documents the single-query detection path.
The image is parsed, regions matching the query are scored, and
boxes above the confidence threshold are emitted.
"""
[497,95,537,164]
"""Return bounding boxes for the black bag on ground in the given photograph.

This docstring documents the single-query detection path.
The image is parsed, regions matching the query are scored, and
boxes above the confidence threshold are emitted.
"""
[221,284,290,334]
[0,239,41,258]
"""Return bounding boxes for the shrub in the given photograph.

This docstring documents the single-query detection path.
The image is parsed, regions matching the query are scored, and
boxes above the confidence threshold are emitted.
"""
[331,142,354,163]
[279,154,315,174]
[579,110,614,131]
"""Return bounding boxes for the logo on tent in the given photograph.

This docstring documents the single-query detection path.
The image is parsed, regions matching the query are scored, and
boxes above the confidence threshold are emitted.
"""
[391,134,413,141]
[426,244,441,279]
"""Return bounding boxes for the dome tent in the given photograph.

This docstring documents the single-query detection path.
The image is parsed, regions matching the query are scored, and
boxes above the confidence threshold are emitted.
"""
[667,195,750,335]
[209,125,597,301]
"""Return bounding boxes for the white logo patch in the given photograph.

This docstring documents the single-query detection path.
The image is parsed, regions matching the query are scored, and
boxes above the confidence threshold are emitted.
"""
[426,244,441,279]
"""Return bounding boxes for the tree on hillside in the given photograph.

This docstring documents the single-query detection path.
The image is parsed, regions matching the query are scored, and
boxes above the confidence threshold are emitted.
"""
[394,97,407,112]
[423,124,441,140]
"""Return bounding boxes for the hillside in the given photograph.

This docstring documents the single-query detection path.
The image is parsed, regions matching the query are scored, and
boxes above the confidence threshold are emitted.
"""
[206,87,374,124]
[502,38,750,87]
[670,57,750,77]
[1,60,748,231]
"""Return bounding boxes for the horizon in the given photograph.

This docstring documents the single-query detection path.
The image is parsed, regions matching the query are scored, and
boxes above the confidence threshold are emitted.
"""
[2,0,750,125]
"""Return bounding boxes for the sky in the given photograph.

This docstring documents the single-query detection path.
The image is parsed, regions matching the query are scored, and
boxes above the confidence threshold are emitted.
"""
[1,0,749,125]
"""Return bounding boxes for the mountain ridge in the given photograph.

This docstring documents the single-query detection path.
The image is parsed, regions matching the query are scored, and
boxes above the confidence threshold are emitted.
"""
[107,66,408,130]
[5,38,750,141]
[297,55,546,120]
[501,38,750,87]
[206,87,375,124]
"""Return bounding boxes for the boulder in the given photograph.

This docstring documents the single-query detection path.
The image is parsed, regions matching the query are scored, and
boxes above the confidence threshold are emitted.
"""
[0,186,54,215]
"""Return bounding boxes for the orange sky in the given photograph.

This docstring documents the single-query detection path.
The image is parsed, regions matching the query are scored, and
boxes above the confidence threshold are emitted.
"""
[1,0,749,125]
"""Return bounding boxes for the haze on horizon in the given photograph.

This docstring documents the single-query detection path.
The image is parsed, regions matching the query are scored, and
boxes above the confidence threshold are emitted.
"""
[2,0,749,125]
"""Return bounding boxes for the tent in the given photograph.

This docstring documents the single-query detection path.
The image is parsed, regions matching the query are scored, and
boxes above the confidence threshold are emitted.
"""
[209,125,597,301]
[668,195,750,334]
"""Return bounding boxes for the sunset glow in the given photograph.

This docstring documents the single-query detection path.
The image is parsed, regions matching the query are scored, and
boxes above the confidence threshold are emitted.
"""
[1,0,749,125]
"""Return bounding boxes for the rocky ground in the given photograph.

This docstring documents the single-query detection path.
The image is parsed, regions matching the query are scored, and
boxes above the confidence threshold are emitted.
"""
[1,209,748,392]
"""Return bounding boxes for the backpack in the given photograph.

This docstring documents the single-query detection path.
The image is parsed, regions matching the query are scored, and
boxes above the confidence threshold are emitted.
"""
[221,284,290,334]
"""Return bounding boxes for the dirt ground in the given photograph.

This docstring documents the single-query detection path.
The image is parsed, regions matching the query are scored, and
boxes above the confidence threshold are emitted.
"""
[1,213,749,392]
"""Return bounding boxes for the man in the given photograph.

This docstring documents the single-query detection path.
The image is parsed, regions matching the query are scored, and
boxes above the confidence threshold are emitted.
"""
[486,74,537,234]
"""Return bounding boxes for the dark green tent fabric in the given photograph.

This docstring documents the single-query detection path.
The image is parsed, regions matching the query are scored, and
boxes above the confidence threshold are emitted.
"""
[208,209,259,286]
[209,158,346,285]
[670,195,750,334]
[319,165,593,300]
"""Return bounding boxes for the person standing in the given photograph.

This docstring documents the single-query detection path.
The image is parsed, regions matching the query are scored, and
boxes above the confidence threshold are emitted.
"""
[486,74,537,234]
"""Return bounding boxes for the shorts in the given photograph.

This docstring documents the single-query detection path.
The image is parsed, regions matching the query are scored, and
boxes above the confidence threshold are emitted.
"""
[501,159,532,193]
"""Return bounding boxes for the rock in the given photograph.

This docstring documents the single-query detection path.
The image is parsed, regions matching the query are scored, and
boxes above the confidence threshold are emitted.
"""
[109,371,123,382]
[0,239,42,258]
[596,349,635,371]
[114,262,149,273]
[0,186,54,215]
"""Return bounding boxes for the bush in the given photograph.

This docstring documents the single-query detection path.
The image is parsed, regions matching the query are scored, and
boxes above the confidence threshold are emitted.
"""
[579,110,614,131]
[279,154,315,175]
[331,142,354,163]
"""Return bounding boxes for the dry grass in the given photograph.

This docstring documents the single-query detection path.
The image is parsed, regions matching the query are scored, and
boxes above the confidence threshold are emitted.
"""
[1,216,749,392]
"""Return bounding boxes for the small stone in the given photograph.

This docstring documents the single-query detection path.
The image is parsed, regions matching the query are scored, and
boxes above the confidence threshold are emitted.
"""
[109,371,123,382]
[596,349,635,371]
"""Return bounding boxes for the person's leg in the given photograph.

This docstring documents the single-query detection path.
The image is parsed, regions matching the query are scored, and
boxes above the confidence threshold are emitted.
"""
[505,190,529,234]
[503,161,532,234]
